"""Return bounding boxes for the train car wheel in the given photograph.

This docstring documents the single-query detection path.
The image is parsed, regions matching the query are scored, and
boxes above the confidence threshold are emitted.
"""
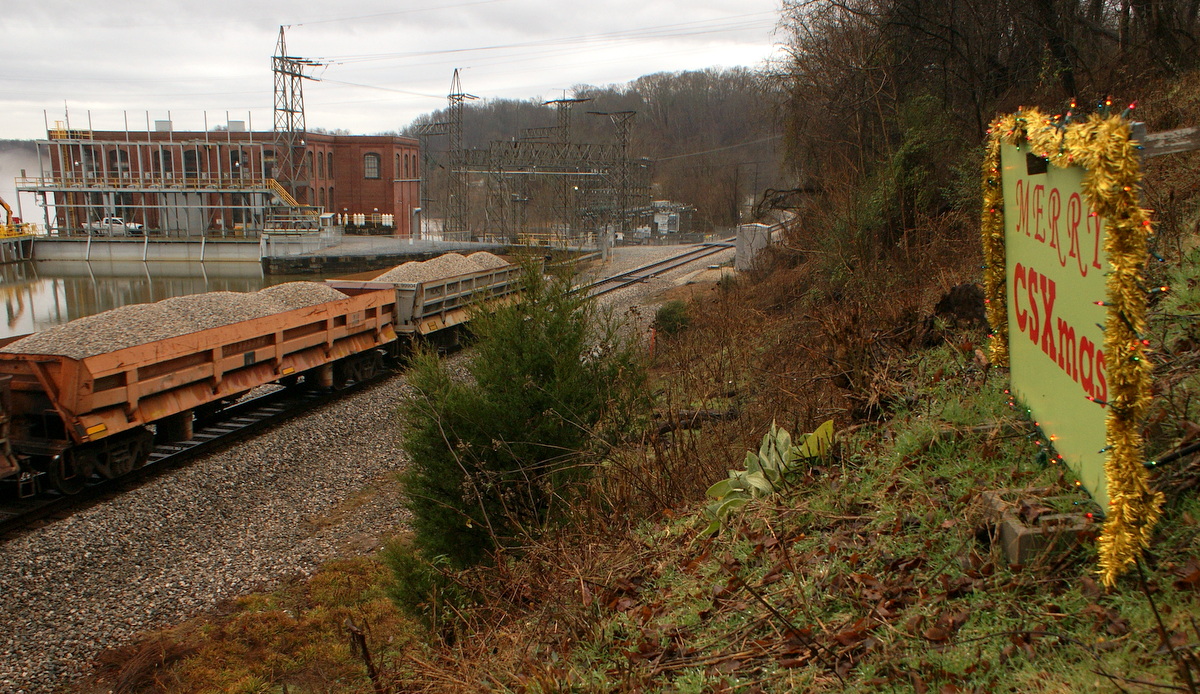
[364,351,385,379]
[95,430,153,479]
[48,452,92,495]
[128,430,153,470]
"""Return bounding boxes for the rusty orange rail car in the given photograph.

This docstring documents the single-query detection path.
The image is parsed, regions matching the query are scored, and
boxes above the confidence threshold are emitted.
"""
[0,261,523,495]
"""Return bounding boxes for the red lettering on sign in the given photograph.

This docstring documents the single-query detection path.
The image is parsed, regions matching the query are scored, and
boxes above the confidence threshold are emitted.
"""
[1012,262,1107,407]
[1039,273,1056,361]
[1013,262,1028,332]
[1016,179,1029,236]
[1057,318,1075,380]
[1045,188,1060,246]
[1027,267,1041,344]
[1079,337,1096,397]
[1063,193,1081,269]
[1033,184,1045,241]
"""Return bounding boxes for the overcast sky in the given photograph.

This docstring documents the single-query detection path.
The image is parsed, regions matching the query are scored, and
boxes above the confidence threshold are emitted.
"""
[0,0,786,139]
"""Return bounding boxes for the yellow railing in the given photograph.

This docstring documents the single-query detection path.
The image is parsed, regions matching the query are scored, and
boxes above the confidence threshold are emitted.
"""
[265,178,302,208]
[48,121,92,140]
[0,224,36,239]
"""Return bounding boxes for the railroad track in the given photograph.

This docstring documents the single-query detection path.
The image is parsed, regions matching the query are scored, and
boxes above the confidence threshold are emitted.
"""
[0,377,381,540]
[576,240,734,298]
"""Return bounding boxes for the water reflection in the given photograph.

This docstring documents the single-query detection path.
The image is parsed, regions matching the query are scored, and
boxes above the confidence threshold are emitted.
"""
[0,261,323,340]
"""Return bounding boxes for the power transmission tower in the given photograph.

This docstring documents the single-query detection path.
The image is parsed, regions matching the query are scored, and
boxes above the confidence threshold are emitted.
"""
[446,69,477,238]
[589,110,639,247]
[546,98,591,242]
[272,26,322,201]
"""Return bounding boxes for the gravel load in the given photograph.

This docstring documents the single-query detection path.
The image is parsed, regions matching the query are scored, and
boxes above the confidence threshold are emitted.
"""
[467,251,510,270]
[372,261,423,283]
[1,282,346,360]
[259,281,347,309]
[373,252,484,283]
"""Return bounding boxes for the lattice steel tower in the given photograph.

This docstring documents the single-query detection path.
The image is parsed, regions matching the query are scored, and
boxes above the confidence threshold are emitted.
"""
[446,69,477,237]
[272,26,321,200]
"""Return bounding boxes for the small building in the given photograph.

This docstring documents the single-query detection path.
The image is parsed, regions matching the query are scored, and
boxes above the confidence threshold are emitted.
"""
[651,200,694,235]
[18,122,421,237]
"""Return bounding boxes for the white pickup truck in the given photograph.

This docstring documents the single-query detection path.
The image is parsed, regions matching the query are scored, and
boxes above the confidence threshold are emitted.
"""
[85,217,143,236]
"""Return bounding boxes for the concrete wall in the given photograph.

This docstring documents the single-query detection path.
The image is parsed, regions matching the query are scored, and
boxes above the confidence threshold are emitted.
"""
[33,238,261,263]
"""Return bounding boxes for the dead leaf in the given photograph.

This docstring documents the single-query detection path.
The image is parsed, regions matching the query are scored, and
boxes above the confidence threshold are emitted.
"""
[1173,558,1200,591]
[832,618,870,647]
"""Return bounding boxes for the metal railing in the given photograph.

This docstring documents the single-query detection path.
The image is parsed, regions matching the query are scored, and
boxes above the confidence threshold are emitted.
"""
[16,174,279,192]
[0,224,37,239]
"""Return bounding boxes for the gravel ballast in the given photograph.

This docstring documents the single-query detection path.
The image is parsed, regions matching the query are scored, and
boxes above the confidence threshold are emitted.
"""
[0,244,723,692]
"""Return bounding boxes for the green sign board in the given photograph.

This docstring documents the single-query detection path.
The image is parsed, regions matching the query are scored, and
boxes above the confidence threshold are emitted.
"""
[1000,144,1111,506]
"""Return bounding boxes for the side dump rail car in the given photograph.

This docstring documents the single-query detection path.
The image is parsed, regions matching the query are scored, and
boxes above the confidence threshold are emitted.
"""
[0,286,398,476]
[329,263,524,337]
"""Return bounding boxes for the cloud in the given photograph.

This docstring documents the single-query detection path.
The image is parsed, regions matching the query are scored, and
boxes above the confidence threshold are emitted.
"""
[0,0,784,138]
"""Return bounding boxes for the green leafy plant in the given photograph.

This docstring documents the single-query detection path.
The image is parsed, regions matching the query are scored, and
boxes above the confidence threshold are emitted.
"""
[701,420,834,536]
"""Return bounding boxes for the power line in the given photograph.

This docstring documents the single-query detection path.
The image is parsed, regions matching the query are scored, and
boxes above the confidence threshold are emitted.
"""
[313,12,779,65]
[293,0,516,27]
[652,135,782,162]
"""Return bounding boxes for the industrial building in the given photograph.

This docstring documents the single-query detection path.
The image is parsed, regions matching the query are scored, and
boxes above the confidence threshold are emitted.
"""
[17,122,420,238]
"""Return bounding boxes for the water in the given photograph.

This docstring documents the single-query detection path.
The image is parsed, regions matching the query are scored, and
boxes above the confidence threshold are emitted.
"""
[0,260,334,340]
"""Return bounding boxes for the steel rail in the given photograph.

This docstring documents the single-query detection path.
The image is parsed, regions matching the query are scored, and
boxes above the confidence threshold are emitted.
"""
[575,240,734,299]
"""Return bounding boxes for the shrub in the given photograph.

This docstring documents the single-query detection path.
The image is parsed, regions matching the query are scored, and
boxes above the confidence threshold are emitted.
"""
[398,264,648,568]
[381,539,471,628]
[654,300,691,336]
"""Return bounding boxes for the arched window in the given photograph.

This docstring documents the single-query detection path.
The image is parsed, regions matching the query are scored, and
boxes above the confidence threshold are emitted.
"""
[327,152,334,178]
[411,154,418,178]
[328,186,334,210]
[183,150,201,178]
[317,151,325,179]
[319,187,326,209]
[364,153,381,179]
[304,151,314,178]
[395,153,401,180]
[404,154,410,178]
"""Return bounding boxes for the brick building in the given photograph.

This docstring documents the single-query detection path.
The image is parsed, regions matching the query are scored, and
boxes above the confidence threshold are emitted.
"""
[19,123,420,237]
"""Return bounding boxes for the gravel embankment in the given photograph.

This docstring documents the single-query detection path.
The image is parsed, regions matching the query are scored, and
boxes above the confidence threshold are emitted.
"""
[0,244,727,693]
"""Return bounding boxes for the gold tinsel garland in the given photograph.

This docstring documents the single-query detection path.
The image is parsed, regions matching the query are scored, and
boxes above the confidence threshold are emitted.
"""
[980,107,1163,586]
